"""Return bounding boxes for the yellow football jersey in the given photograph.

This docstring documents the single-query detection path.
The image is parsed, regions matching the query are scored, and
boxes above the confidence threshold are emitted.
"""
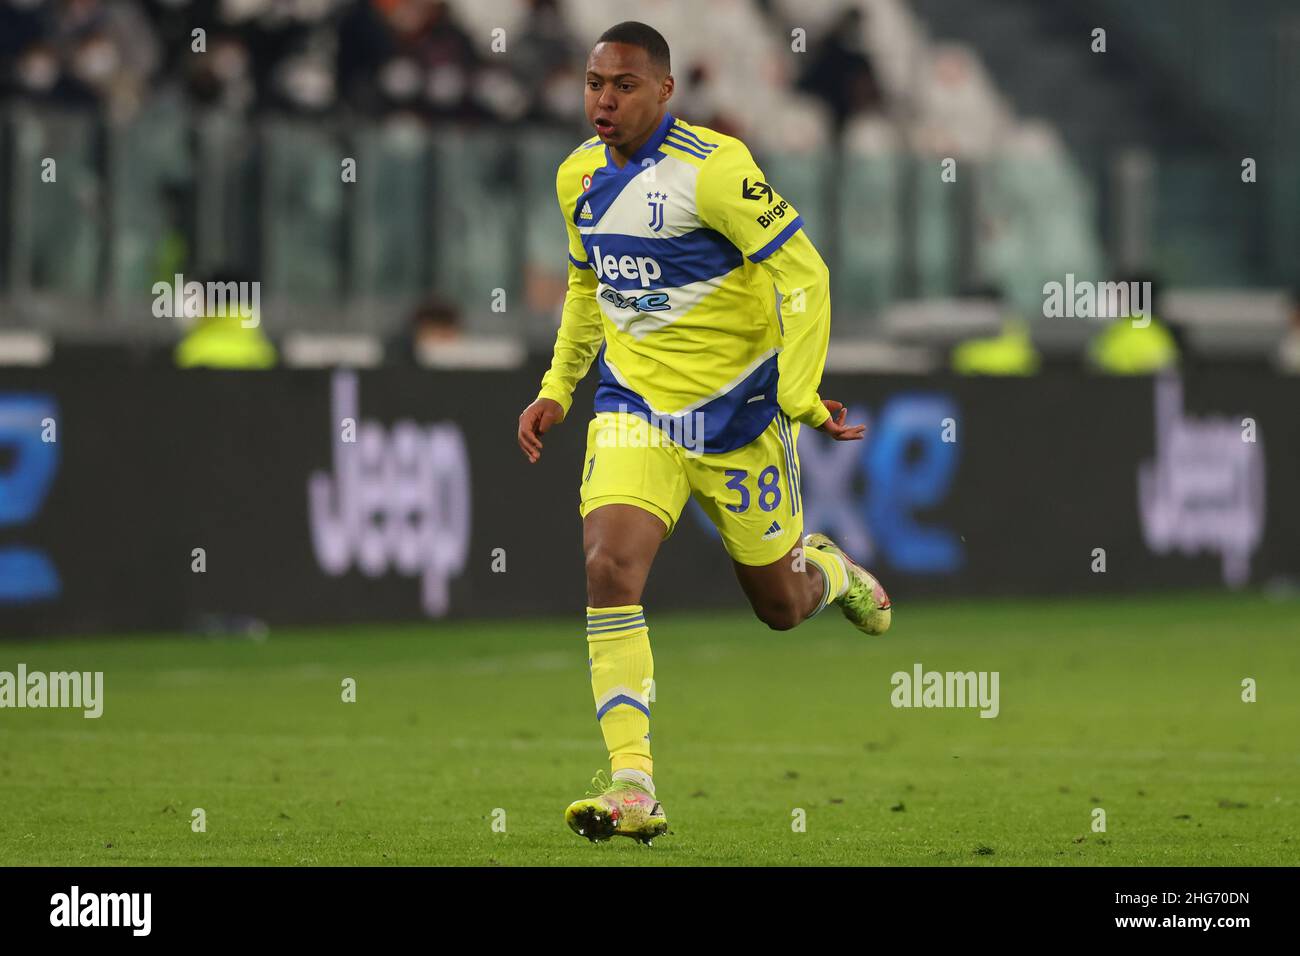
[537,112,832,453]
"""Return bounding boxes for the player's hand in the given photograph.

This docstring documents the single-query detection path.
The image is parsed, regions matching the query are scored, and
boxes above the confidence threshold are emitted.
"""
[815,399,866,441]
[518,398,565,463]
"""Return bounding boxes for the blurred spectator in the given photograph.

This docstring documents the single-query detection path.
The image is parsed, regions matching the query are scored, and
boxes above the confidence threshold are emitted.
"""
[142,0,215,80]
[795,6,882,139]
[507,0,578,125]
[673,60,745,137]
[0,0,49,65]
[387,0,488,121]
[336,0,397,113]
[388,295,463,364]
[57,0,161,119]
[2,0,163,118]
[7,40,95,106]
[186,31,256,111]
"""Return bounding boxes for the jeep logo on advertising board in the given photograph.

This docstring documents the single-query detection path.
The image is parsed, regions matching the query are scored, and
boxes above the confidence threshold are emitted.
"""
[1138,375,1265,586]
[308,371,471,616]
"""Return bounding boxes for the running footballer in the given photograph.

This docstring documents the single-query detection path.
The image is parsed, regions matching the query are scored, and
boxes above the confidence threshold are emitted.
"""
[516,21,893,845]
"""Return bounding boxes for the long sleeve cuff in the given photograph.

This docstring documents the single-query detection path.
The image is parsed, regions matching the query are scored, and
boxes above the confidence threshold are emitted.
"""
[798,401,831,429]
[536,384,574,418]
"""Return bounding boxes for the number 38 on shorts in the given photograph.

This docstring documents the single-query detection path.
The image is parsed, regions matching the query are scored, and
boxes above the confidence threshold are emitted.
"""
[577,409,804,567]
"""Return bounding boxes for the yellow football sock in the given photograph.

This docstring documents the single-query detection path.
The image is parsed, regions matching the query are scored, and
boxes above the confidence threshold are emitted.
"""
[804,545,849,615]
[586,604,653,776]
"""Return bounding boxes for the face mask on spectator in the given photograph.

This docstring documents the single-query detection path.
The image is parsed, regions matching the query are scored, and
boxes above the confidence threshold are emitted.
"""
[381,58,423,102]
[74,38,120,87]
[475,67,527,121]
[426,63,466,107]
[281,58,335,109]
[16,49,60,92]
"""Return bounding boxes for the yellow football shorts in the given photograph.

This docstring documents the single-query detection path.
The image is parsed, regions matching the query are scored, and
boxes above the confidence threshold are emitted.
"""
[578,409,805,566]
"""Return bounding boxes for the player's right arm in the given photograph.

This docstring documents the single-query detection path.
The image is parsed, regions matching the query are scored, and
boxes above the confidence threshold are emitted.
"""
[519,163,605,463]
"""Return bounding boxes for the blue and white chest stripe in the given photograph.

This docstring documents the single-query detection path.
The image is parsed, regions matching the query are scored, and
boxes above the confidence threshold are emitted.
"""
[594,345,782,454]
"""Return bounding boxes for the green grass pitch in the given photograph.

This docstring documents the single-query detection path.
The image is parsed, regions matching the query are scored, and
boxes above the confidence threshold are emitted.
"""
[1,594,1296,866]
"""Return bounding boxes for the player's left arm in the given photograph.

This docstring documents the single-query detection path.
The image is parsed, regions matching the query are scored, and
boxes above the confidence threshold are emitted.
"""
[696,139,860,439]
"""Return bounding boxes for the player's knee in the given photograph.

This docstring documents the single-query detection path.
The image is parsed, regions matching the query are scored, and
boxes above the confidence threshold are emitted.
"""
[585,545,641,605]
[754,598,803,632]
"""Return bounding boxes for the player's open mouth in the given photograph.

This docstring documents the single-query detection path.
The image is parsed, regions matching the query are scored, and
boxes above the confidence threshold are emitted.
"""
[594,117,616,135]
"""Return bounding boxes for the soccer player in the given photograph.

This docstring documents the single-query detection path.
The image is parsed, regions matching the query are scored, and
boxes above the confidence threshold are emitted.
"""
[516,21,892,845]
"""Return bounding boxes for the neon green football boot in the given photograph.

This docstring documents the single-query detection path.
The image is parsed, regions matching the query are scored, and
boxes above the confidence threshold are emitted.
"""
[565,771,668,845]
[804,532,893,635]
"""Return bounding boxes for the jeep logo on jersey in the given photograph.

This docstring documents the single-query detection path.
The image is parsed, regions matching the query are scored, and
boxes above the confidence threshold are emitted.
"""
[741,178,774,202]
[756,199,790,228]
[590,244,663,288]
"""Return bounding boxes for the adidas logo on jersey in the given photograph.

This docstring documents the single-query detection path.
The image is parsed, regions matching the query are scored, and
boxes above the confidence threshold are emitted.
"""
[580,201,593,220]
[762,520,782,540]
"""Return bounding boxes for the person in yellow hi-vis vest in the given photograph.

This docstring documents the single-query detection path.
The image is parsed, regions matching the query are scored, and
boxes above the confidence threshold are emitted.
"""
[1088,313,1179,374]
[1086,274,1179,374]
[951,318,1041,376]
[174,274,277,369]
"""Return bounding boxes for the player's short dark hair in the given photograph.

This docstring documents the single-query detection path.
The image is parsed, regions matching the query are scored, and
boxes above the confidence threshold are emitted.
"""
[596,21,671,74]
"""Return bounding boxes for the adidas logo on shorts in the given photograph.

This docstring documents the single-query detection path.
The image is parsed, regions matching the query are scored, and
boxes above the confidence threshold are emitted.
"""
[761,520,782,540]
